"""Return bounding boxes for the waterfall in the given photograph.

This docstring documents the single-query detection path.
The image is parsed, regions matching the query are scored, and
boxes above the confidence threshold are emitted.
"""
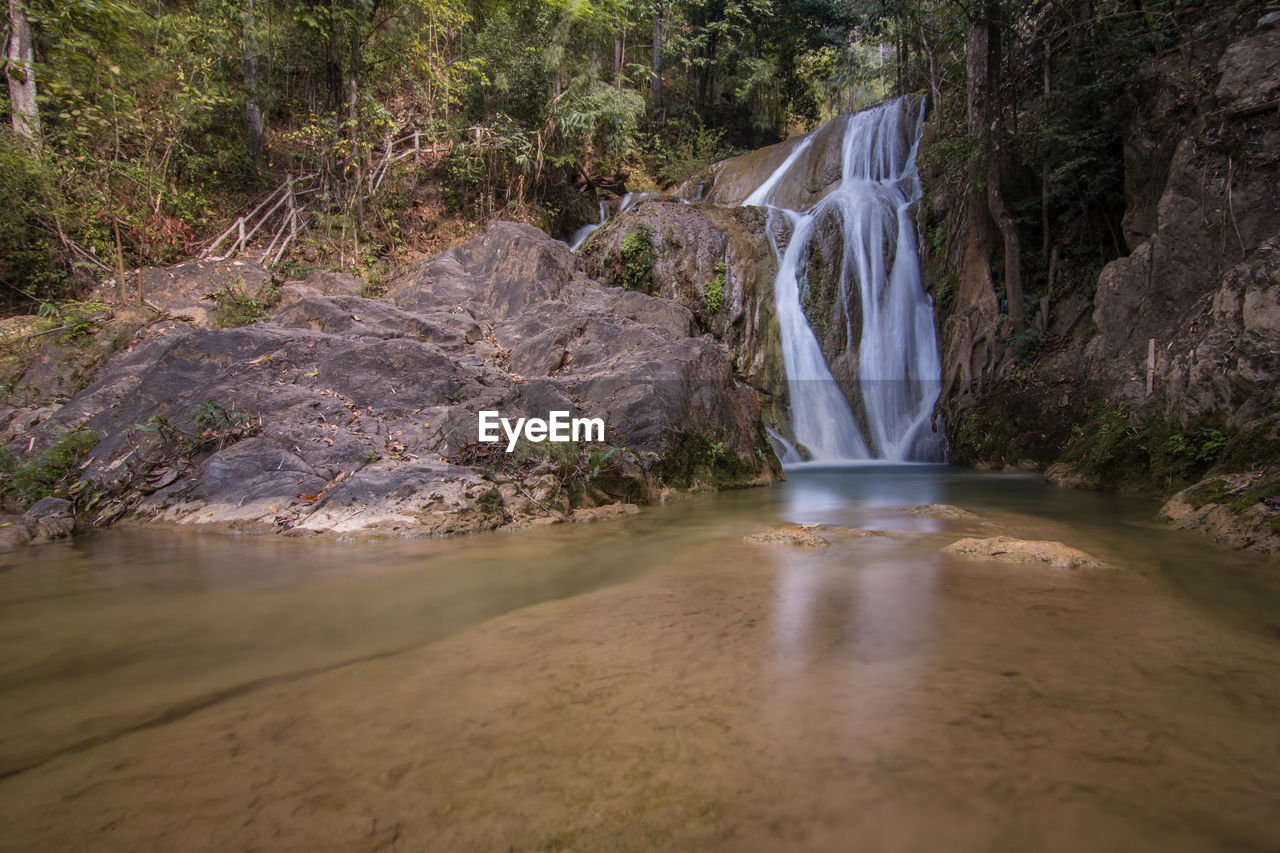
[746,96,942,463]
[567,201,608,252]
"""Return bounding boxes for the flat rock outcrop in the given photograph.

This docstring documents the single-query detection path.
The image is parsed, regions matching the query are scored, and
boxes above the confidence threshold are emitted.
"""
[0,497,74,549]
[943,536,1108,570]
[1159,470,1280,552]
[745,526,831,549]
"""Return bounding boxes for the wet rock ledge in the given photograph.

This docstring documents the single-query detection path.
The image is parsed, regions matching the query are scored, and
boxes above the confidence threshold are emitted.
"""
[1,222,782,541]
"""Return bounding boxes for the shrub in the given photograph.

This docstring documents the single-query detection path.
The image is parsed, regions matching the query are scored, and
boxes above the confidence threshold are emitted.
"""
[704,262,727,314]
[0,429,99,509]
[620,227,655,291]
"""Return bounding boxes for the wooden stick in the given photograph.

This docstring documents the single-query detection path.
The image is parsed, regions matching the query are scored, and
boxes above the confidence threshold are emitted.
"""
[1146,338,1156,397]
[114,219,126,304]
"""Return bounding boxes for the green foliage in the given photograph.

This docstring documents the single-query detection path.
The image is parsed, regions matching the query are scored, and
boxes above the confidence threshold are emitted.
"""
[703,262,726,313]
[619,226,655,291]
[208,280,282,328]
[131,399,261,458]
[548,81,645,170]
[1060,405,1231,494]
[1185,472,1280,522]
[0,429,99,509]
[660,431,751,489]
[476,488,505,514]
[931,270,956,314]
[642,112,726,188]
[1008,324,1046,364]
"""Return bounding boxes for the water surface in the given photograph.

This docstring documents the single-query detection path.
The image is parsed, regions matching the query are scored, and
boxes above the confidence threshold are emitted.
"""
[1,466,1278,851]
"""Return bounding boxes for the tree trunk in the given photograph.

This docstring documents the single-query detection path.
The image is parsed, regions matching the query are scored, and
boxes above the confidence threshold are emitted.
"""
[651,12,663,108]
[347,0,359,150]
[983,12,1024,331]
[243,0,265,170]
[942,2,1003,404]
[6,0,41,148]
[964,2,1024,332]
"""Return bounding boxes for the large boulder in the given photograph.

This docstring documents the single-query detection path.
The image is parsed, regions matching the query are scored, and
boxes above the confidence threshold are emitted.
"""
[579,201,789,422]
[1159,469,1280,553]
[12,222,781,540]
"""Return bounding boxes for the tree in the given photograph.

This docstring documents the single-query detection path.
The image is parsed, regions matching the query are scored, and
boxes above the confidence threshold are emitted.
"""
[243,0,264,169]
[6,0,41,149]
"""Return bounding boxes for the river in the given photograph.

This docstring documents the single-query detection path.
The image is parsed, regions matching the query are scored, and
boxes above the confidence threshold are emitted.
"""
[2,466,1279,851]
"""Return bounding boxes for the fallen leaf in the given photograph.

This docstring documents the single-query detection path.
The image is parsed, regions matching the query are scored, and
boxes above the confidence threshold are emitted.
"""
[268,505,278,512]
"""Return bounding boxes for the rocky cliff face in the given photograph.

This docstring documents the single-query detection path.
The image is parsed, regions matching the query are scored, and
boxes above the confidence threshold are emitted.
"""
[0,223,780,542]
[934,9,1280,551]
[577,200,791,426]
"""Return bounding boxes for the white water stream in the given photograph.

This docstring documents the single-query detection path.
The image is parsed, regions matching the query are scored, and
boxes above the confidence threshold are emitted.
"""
[747,97,943,462]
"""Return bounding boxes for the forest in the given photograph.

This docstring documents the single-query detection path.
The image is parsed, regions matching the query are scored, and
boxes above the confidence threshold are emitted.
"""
[2,0,1197,316]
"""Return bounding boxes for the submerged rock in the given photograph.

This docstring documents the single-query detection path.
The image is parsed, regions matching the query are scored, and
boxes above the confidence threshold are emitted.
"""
[943,536,1108,569]
[0,497,74,549]
[6,222,781,541]
[906,504,979,519]
[745,526,831,549]
[1044,463,1103,491]
[570,503,641,523]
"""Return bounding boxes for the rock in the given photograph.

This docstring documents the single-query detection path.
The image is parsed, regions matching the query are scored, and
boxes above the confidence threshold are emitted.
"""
[745,526,831,548]
[0,516,34,549]
[935,19,1280,499]
[580,202,783,402]
[1159,471,1280,553]
[0,497,75,549]
[1044,463,1103,491]
[943,536,1108,569]
[127,259,275,325]
[297,270,366,297]
[1215,26,1280,115]
[906,504,978,519]
[15,222,780,543]
[570,503,640,523]
[679,118,848,211]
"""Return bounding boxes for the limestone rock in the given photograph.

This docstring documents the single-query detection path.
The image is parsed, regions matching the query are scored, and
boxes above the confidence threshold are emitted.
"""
[745,526,831,549]
[10,222,781,543]
[1159,472,1280,553]
[1044,463,1103,491]
[906,504,978,519]
[0,497,75,549]
[943,536,1108,569]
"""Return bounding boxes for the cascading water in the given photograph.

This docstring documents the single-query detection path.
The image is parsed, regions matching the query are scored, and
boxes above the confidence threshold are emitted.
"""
[746,96,943,462]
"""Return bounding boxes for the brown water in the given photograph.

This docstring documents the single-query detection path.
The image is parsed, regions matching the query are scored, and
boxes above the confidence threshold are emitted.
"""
[1,465,1278,851]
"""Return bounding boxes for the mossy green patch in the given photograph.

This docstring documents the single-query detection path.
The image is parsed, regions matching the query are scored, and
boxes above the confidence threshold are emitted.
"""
[209,278,283,328]
[660,431,756,490]
[703,262,726,314]
[619,226,655,292]
[0,429,99,510]
[1060,406,1236,495]
[476,488,505,514]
